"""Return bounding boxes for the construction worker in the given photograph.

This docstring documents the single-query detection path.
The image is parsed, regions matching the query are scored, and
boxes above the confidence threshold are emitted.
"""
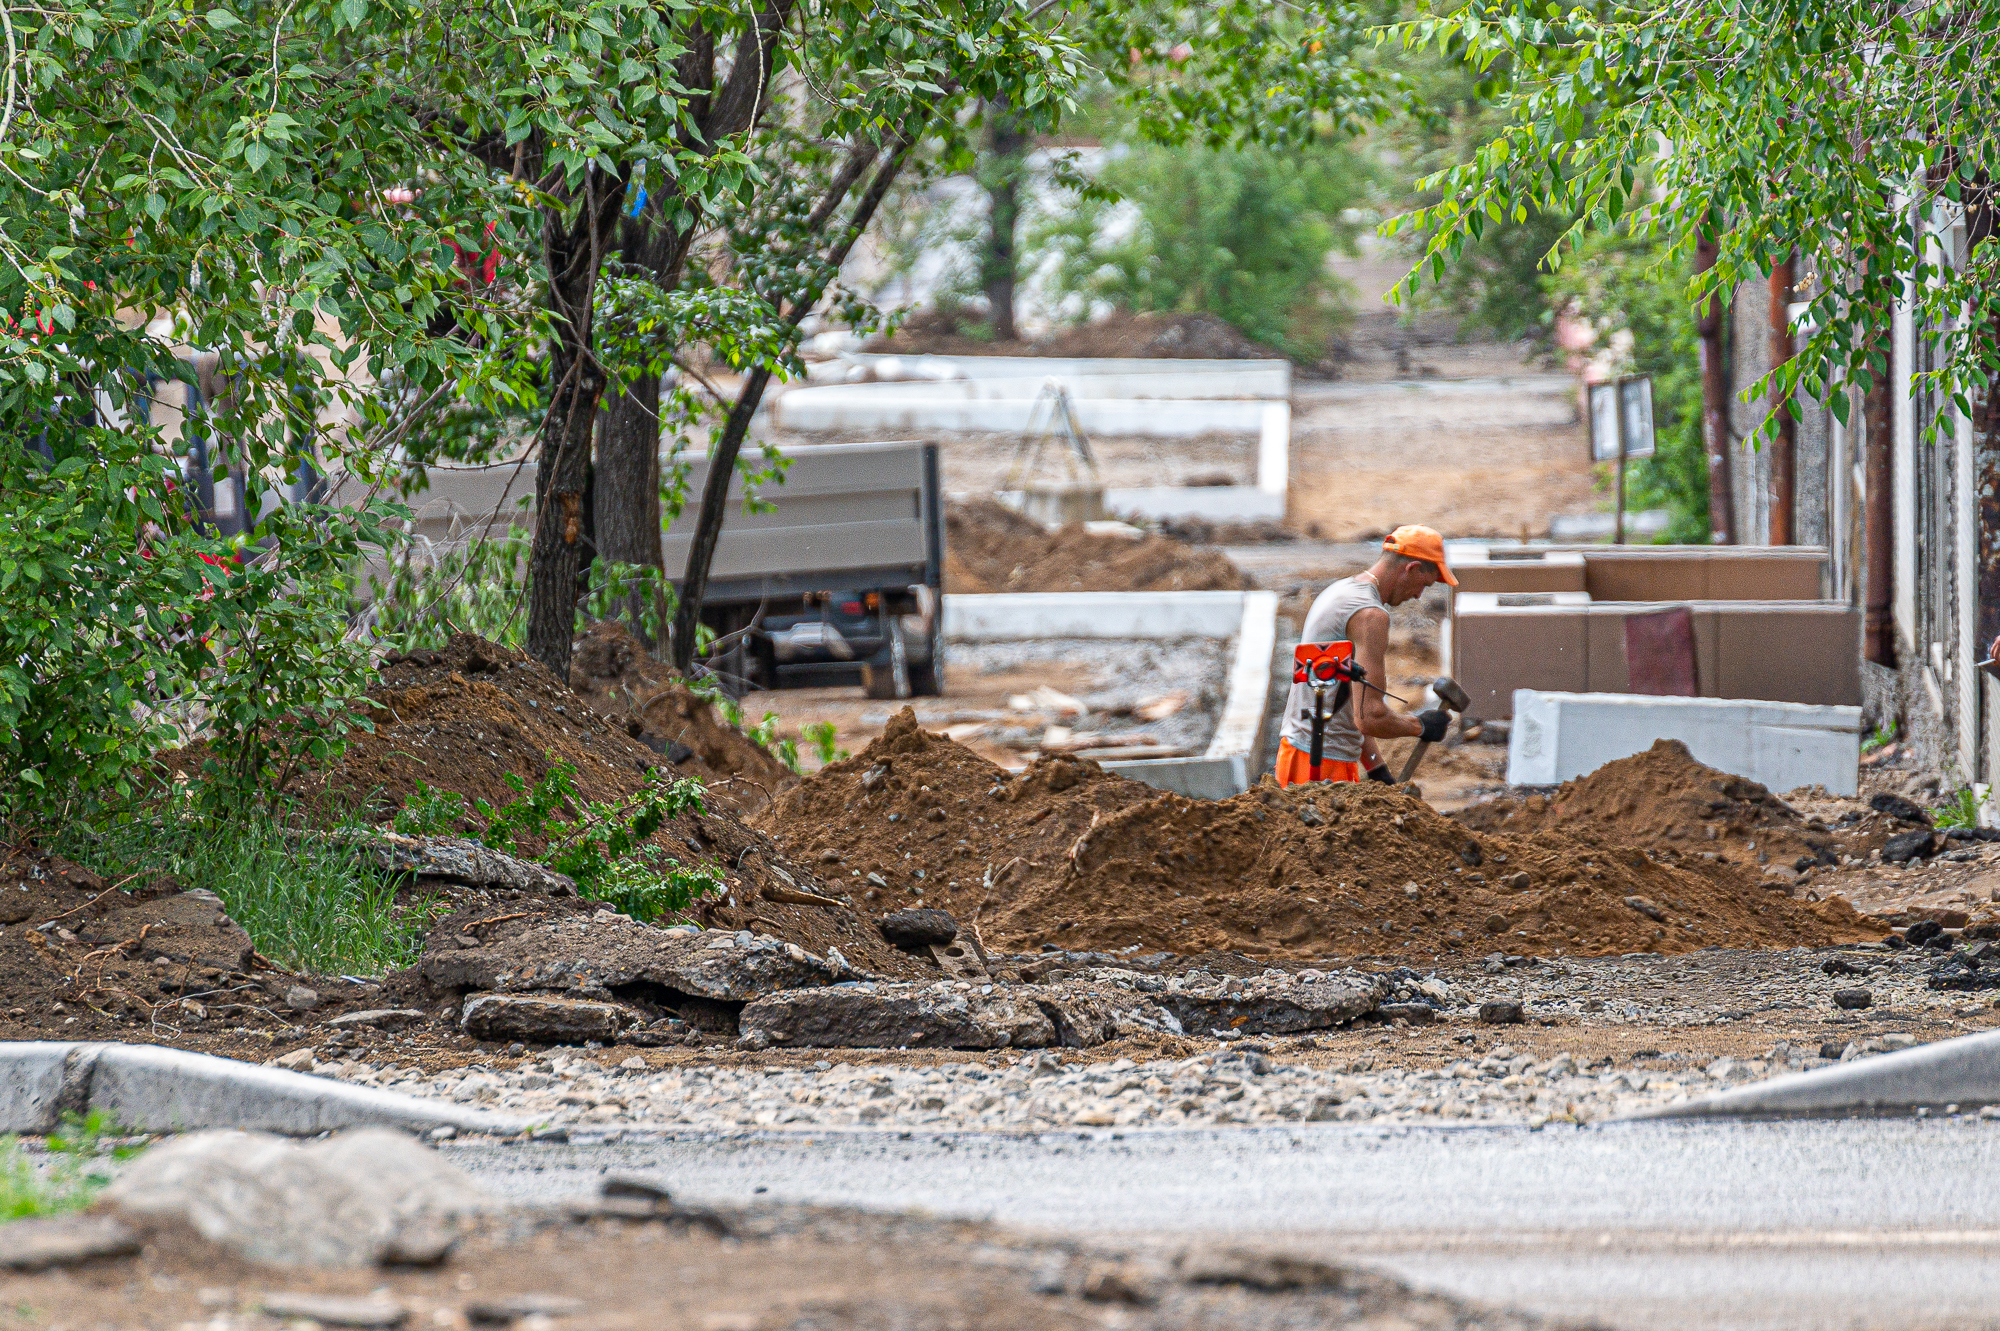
[1276,525,1457,787]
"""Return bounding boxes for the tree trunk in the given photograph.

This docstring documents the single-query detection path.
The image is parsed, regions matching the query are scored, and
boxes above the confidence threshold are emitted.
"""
[527,330,603,677]
[594,368,666,645]
[1695,236,1735,544]
[525,175,626,680]
[980,100,1029,343]
[1864,318,1896,668]
[1767,255,1797,545]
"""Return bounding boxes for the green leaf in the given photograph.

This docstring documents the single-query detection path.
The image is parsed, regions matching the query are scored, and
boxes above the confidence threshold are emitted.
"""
[204,8,241,28]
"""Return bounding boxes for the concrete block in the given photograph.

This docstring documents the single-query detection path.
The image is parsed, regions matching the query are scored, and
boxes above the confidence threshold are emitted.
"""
[1098,756,1248,800]
[0,1042,77,1134]
[1450,598,1591,720]
[0,1042,529,1136]
[1449,549,1587,596]
[1507,691,1861,795]
[1632,1028,2000,1119]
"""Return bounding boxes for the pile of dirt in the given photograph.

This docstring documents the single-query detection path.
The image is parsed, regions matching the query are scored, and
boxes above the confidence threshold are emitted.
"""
[568,620,798,808]
[756,713,1882,961]
[865,308,1287,362]
[945,499,1248,595]
[1452,739,1885,869]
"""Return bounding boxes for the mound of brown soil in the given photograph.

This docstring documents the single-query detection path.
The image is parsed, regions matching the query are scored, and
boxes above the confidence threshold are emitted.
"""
[866,309,1286,362]
[568,620,797,809]
[945,499,1248,595]
[1453,739,1868,869]
[756,713,1880,961]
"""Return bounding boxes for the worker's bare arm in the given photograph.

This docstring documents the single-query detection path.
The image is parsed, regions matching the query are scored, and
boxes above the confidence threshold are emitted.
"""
[1349,607,1423,741]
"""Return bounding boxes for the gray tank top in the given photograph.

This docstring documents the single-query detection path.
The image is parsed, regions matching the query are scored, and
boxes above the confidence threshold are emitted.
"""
[1279,574,1384,764]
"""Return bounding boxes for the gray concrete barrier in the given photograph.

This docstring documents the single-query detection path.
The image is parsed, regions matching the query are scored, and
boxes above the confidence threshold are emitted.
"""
[1630,1029,2000,1120]
[0,1042,528,1137]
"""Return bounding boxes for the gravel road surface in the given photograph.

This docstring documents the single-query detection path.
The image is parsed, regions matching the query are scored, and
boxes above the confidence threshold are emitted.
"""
[446,1118,2000,1331]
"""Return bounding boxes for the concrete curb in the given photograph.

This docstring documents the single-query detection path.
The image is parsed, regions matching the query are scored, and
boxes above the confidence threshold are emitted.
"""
[0,1042,530,1137]
[1627,1029,2000,1120]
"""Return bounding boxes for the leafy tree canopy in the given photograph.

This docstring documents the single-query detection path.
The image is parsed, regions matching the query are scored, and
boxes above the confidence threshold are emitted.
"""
[1387,0,2000,439]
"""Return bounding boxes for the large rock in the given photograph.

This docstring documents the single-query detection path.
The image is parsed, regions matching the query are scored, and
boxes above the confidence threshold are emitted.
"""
[103,1128,494,1266]
[422,921,855,1004]
[737,981,1181,1050]
[461,993,632,1044]
[877,908,958,947]
[1156,970,1386,1037]
[740,983,1055,1050]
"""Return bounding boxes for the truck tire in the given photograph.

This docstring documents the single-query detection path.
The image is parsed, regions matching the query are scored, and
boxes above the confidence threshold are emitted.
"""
[909,620,944,696]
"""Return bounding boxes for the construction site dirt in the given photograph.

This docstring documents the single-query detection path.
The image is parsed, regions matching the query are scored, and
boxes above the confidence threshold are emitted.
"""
[754,710,1877,962]
[945,498,1248,595]
[19,634,2000,1093]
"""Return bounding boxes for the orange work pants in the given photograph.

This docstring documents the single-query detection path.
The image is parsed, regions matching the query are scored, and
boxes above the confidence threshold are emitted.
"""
[1274,738,1359,787]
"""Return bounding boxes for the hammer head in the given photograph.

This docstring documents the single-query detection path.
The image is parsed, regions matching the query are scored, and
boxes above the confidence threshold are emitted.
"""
[1431,675,1471,714]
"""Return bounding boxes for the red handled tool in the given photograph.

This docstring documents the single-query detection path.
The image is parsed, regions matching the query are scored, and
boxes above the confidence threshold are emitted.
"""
[1292,643,1406,780]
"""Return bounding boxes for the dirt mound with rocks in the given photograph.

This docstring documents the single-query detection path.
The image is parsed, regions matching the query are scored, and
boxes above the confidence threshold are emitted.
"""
[1452,739,1876,870]
[866,308,1286,361]
[944,499,1247,595]
[756,713,1880,961]
[324,631,785,817]
[568,620,797,808]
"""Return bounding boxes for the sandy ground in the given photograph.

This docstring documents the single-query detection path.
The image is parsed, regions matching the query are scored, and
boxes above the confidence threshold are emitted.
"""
[1292,249,1604,542]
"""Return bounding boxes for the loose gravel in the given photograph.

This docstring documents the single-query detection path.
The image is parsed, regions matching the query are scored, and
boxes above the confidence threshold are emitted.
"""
[308,1032,1995,1137]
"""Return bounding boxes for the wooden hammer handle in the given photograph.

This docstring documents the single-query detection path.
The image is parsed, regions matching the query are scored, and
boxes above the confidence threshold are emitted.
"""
[1396,739,1431,784]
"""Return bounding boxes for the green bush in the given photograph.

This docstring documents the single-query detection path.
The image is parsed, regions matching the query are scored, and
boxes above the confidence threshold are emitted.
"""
[1542,231,1712,544]
[0,440,393,819]
[1038,140,1370,363]
[428,762,725,923]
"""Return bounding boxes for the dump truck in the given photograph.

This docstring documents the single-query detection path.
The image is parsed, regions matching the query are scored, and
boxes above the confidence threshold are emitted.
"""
[664,439,945,699]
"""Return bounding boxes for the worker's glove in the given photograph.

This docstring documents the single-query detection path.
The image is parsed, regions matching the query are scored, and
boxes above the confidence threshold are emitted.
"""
[1416,709,1452,743]
[1365,764,1394,784]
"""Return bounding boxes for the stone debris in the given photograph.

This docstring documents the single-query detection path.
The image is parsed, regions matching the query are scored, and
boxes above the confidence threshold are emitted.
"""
[319,1041,1925,1133]
[257,1293,408,1328]
[463,1294,588,1326]
[0,1215,141,1272]
[424,920,861,1013]
[326,830,579,897]
[461,993,633,1044]
[103,1128,494,1266]
[327,1008,430,1030]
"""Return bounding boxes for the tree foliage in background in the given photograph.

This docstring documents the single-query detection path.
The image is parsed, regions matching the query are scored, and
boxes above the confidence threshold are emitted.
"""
[1389,0,2000,444]
[1039,141,1373,363]
[1543,232,1710,542]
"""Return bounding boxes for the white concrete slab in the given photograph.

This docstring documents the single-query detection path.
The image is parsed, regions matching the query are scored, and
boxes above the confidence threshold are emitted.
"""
[774,386,1273,437]
[942,591,1277,799]
[1508,690,1862,796]
[1102,486,1285,522]
[943,591,1248,641]
[1204,590,1279,764]
[837,354,1291,397]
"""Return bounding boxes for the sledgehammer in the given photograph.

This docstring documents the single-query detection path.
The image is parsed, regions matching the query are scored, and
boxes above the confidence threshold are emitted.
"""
[1397,676,1471,783]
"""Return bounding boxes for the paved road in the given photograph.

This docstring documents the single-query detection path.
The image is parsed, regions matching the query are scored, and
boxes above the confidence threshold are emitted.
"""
[448,1119,2000,1331]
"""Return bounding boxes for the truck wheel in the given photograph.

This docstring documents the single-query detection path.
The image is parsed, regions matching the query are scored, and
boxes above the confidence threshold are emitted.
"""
[910,622,944,696]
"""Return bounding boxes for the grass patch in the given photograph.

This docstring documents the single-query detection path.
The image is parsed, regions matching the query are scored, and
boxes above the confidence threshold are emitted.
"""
[57,798,442,977]
[1,1113,135,1222]
[1935,787,1981,831]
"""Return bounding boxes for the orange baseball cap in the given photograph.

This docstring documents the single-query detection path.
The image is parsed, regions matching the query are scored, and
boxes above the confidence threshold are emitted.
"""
[1384,525,1457,585]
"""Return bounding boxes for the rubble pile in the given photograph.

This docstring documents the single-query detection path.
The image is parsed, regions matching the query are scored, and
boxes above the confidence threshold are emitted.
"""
[757,712,1879,962]
[944,498,1248,595]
